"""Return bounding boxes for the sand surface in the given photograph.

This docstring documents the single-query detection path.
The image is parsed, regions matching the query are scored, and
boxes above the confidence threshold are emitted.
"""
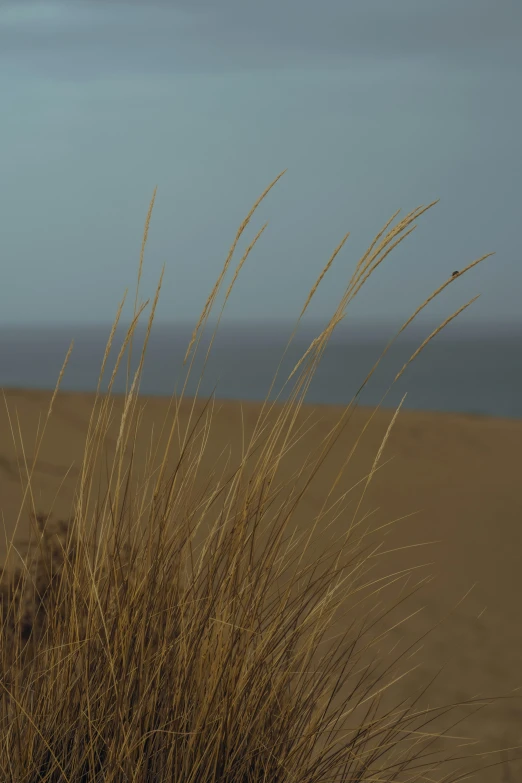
[1,388,521,779]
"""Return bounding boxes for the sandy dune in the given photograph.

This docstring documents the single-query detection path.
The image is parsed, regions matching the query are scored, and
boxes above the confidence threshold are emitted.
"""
[1,388,521,779]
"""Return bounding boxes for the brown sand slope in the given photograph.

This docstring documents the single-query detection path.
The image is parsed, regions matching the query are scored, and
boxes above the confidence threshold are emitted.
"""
[1,388,521,778]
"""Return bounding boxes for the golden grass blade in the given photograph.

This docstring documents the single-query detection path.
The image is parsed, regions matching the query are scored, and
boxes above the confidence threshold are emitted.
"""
[0,176,512,783]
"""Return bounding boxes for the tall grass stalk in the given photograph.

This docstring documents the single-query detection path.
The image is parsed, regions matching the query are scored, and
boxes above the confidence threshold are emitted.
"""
[0,173,508,782]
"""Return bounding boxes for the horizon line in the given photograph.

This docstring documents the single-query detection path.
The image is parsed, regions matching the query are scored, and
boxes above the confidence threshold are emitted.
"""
[1,317,521,339]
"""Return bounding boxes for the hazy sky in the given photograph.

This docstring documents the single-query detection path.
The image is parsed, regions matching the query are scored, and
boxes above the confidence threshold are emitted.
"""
[1,0,521,332]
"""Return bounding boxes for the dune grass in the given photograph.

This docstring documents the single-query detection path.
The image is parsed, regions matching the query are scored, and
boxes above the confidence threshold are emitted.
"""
[0,172,507,781]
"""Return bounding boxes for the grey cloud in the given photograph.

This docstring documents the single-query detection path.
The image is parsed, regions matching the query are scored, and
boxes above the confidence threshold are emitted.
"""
[1,0,521,329]
[1,0,520,80]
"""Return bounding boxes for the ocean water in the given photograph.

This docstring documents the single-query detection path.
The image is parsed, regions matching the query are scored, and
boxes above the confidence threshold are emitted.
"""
[0,321,520,419]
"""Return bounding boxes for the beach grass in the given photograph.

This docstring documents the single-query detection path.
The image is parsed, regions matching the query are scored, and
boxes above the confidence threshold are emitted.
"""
[0,172,505,781]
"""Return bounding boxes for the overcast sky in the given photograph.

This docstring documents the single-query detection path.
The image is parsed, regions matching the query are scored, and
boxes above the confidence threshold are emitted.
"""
[1,0,521,333]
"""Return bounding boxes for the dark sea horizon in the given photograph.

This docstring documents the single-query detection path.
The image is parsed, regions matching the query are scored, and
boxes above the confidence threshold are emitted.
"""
[0,319,521,419]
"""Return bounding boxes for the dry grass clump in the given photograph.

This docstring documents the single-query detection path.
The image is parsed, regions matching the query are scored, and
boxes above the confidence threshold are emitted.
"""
[0,173,507,781]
